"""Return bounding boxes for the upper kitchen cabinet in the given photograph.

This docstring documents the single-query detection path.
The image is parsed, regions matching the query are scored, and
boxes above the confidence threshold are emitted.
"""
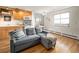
[0,7,13,16]
[12,8,32,20]
[0,7,13,22]
[0,6,32,20]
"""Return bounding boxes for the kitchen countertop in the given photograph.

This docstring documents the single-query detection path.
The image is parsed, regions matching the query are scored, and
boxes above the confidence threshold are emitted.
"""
[0,24,24,27]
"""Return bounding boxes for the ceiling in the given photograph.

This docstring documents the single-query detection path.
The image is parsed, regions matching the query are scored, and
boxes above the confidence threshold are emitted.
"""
[10,6,71,14]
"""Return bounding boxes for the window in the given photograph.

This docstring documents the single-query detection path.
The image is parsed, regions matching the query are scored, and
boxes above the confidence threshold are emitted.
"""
[54,13,69,25]
[35,17,41,26]
[35,18,40,23]
[54,15,61,24]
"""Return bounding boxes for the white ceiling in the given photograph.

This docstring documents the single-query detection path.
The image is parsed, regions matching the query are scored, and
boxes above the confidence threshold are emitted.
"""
[10,6,71,14]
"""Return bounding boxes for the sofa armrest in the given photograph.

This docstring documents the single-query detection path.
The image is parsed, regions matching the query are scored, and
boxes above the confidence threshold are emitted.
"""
[10,39,15,53]
[42,31,48,34]
[9,35,16,53]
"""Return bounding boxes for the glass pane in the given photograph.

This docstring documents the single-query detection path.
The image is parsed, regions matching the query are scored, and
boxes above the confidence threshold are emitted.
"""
[61,13,69,18]
[54,13,69,25]
[54,19,60,24]
[54,15,60,24]
[36,18,40,22]
[61,18,69,24]
[35,18,41,26]
[54,15,60,19]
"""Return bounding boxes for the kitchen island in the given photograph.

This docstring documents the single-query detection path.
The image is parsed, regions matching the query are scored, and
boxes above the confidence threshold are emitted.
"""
[0,25,24,40]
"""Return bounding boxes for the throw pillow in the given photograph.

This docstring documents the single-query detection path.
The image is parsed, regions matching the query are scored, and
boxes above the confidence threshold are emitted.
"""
[26,28,36,35]
[10,29,26,40]
[35,27,42,34]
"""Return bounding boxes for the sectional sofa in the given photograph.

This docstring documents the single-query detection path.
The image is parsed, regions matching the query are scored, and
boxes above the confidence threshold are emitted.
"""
[9,27,56,53]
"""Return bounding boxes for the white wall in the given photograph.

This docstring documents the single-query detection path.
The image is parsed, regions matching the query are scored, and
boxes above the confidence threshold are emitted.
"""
[32,12,35,27]
[44,7,79,39]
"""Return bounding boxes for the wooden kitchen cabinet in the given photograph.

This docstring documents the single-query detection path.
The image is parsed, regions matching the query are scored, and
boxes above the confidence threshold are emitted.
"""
[0,25,24,40]
[0,6,32,20]
[13,10,32,20]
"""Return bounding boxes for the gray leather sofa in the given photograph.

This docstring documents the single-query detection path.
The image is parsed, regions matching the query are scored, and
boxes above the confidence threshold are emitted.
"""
[9,27,56,53]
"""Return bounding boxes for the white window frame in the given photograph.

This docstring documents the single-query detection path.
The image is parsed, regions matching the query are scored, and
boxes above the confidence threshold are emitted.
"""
[54,12,70,26]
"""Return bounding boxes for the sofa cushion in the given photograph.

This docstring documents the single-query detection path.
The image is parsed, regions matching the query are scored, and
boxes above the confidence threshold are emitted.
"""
[35,27,42,34]
[26,28,36,35]
[27,35,40,39]
[37,33,46,37]
[10,29,26,40]
[15,35,40,46]
[15,39,40,52]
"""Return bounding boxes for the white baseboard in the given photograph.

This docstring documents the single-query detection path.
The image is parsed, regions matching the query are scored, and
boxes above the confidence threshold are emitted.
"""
[51,31,79,40]
[61,33,79,40]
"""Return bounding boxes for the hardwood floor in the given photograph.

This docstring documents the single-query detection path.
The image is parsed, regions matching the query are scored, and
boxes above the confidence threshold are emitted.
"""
[0,39,10,53]
[0,33,79,53]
